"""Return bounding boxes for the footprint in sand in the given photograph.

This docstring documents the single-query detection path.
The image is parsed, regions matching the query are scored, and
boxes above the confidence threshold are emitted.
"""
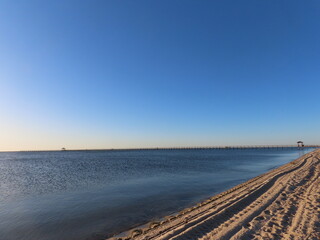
[264,210,271,215]
[255,216,265,221]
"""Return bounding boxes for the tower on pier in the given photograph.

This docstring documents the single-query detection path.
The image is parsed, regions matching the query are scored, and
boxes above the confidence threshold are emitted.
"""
[297,141,304,149]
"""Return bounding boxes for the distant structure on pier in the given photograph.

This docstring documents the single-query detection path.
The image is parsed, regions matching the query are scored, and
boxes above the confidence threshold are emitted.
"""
[297,141,304,149]
[61,147,66,151]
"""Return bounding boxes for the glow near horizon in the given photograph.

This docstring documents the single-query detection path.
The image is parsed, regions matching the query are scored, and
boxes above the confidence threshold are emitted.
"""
[0,0,320,151]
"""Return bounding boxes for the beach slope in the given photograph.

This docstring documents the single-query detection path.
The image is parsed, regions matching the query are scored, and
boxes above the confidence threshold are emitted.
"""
[111,150,320,240]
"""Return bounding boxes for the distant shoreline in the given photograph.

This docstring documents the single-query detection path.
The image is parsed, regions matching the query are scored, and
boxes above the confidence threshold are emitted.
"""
[111,149,320,240]
[0,145,319,153]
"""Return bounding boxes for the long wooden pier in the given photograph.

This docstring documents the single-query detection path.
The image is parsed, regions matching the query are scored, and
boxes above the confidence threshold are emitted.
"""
[16,145,320,152]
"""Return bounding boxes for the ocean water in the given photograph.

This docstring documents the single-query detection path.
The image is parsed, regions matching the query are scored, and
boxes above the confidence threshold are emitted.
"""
[0,148,313,240]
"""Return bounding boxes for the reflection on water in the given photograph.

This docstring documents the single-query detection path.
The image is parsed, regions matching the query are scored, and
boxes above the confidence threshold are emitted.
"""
[0,148,313,240]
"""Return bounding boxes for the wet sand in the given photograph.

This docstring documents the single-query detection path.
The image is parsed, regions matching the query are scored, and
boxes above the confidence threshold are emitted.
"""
[110,149,320,240]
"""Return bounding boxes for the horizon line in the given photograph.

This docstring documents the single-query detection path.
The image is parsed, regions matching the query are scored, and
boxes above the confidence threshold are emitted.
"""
[1,144,319,153]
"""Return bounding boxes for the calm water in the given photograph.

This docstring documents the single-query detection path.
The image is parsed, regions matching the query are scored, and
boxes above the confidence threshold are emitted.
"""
[0,148,313,240]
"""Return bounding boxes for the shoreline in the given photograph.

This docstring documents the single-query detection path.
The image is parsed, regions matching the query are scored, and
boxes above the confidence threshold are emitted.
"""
[109,149,320,240]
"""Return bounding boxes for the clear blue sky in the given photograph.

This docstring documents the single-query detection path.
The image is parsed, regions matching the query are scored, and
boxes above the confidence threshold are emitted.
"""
[0,0,319,150]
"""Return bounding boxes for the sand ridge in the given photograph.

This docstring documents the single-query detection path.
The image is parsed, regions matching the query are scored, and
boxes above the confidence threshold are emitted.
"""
[110,149,320,240]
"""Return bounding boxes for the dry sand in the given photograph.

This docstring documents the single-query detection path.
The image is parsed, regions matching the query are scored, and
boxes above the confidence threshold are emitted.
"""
[110,149,320,240]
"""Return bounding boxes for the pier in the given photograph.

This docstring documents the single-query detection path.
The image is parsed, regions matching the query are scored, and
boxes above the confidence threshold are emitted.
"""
[16,145,320,152]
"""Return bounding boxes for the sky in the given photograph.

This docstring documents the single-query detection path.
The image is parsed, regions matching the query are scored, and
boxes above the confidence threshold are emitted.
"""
[0,0,319,151]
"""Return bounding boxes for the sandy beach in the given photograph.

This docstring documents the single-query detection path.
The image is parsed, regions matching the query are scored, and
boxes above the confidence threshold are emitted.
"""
[111,149,320,240]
